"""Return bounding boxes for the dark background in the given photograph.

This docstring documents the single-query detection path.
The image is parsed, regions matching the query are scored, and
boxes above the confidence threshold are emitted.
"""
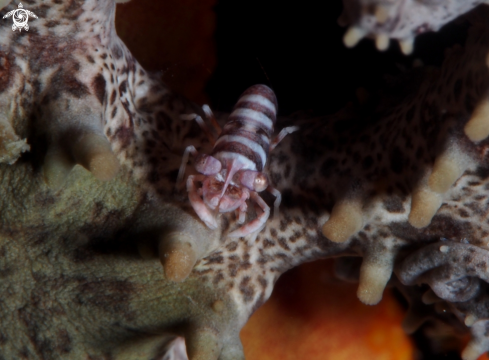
[206,0,470,117]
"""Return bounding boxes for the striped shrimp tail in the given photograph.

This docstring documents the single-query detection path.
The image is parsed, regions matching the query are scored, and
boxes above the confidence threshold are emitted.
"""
[212,85,278,172]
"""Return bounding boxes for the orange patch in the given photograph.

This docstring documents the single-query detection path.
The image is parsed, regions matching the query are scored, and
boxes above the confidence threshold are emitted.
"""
[241,260,413,360]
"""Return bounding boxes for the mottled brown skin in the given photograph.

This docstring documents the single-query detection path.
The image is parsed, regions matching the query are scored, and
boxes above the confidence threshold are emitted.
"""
[1,0,489,359]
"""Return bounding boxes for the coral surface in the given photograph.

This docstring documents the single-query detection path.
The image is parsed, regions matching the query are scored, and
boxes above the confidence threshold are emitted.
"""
[1,0,489,359]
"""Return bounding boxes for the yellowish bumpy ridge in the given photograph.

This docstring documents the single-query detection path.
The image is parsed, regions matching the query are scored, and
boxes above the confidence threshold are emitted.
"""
[72,133,120,181]
[322,200,363,243]
[186,328,222,360]
[159,231,198,282]
[357,251,394,305]
[375,34,390,51]
[462,339,485,360]
[343,26,367,48]
[464,98,489,141]
[408,184,443,228]
[428,147,469,194]
[43,147,75,189]
[398,37,414,55]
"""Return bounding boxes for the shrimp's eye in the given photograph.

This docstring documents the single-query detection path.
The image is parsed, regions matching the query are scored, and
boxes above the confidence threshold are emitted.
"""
[253,173,268,192]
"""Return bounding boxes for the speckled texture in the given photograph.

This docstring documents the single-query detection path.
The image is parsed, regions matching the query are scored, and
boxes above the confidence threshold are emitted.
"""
[1,0,489,359]
[340,0,486,53]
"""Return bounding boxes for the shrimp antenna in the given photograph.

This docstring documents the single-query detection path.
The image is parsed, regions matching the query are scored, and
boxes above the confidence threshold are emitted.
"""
[256,57,273,89]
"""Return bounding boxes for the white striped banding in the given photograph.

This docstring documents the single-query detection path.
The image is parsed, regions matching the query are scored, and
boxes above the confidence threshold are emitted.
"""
[230,108,274,130]
[213,151,257,171]
[259,133,270,146]
[236,94,277,113]
[215,134,267,167]
[211,84,278,172]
